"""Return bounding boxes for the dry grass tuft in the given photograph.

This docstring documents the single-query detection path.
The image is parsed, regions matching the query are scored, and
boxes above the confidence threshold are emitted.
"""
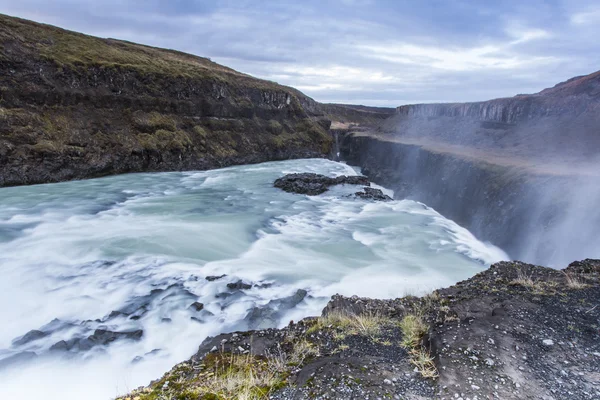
[198,353,284,399]
[399,314,428,349]
[563,272,588,289]
[287,340,320,365]
[510,269,537,288]
[120,337,320,400]
[399,313,438,379]
[510,269,548,291]
[409,347,438,379]
[309,311,391,339]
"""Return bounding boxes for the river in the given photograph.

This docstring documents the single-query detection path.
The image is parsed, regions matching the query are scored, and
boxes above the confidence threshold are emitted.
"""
[0,158,507,399]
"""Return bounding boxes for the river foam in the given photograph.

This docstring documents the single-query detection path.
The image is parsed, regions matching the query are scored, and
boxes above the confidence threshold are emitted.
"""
[0,159,507,399]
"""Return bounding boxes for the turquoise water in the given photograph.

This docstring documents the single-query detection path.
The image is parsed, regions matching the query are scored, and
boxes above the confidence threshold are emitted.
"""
[0,159,507,399]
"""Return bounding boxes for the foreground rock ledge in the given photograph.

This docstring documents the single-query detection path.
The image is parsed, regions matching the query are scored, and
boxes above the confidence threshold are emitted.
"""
[119,259,600,400]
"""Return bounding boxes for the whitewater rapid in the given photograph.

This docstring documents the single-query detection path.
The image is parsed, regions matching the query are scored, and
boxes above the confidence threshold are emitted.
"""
[0,159,507,399]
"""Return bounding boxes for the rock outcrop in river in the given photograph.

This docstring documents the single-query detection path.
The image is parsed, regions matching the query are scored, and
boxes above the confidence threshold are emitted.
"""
[274,173,370,195]
[118,258,600,400]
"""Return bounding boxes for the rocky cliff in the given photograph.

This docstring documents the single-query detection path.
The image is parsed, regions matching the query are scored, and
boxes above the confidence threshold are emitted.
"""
[341,70,600,266]
[118,258,600,400]
[380,71,600,160]
[0,14,339,186]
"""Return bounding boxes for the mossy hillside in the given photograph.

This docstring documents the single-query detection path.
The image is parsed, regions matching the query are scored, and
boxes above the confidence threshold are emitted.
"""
[0,101,332,187]
[0,13,316,119]
[0,14,337,186]
[1,14,259,84]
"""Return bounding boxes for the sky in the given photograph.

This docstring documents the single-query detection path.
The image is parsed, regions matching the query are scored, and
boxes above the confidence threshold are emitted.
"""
[2,0,600,107]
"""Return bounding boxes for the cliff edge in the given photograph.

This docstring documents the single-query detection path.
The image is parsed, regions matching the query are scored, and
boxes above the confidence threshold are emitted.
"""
[118,259,600,400]
[0,14,335,186]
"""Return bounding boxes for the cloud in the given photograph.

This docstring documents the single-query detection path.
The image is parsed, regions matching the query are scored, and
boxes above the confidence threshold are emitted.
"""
[570,9,600,25]
[2,0,599,106]
[357,41,556,72]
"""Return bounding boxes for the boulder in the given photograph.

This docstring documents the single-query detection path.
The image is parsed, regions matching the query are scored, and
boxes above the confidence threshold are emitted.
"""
[189,302,204,312]
[274,173,370,195]
[227,280,252,290]
[88,329,143,345]
[354,187,392,201]
[245,289,308,330]
[50,329,144,353]
[206,274,227,281]
[11,330,49,347]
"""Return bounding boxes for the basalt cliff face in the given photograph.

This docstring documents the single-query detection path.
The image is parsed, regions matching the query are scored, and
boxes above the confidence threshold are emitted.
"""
[341,71,600,266]
[380,71,600,159]
[0,14,372,187]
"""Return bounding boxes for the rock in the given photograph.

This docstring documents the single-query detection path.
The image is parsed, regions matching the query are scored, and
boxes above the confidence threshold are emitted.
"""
[270,289,308,309]
[565,259,600,274]
[105,310,128,321]
[0,351,37,370]
[49,329,143,353]
[49,340,70,352]
[254,282,273,289]
[11,330,49,346]
[146,349,161,356]
[189,302,204,312]
[245,289,308,330]
[227,280,252,290]
[0,14,338,188]
[67,337,94,351]
[88,329,144,346]
[354,187,392,201]
[206,274,227,281]
[542,339,554,346]
[274,173,370,195]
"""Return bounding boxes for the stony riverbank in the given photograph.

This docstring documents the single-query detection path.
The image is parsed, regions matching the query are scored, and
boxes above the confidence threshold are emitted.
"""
[118,259,600,400]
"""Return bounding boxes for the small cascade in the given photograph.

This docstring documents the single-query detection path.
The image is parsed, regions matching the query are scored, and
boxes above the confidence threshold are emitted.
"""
[332,131,341,161]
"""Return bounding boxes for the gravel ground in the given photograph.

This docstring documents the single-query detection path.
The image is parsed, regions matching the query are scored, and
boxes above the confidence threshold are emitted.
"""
[119,259,600,400]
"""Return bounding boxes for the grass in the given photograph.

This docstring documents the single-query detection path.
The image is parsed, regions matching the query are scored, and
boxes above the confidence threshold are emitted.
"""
[0,13,289,93]
[398,313,438,379]
[408,347,438,379]
[510,269,544,290]
[119,337,320,400]
[307,311,391,339]
[563,272,588,289]
[132,111,177,132]
[286,339,320,366]
[399,314,428,349]
[509,268,561,295]
[197,353,286,399]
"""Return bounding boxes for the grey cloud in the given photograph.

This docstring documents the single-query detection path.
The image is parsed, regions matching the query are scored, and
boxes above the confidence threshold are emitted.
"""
[1,0,599,106]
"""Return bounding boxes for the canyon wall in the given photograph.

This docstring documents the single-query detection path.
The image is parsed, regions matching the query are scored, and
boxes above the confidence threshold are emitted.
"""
[341,70,600,266]
[0,14,337,186]
[341,134,600,266]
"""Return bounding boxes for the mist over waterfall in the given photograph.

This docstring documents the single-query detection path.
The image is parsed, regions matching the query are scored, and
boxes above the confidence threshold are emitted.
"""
[343,84,600,267]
